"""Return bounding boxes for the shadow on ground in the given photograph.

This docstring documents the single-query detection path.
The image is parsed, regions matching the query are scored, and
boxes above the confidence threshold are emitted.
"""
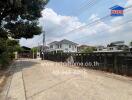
[12,59,39,73]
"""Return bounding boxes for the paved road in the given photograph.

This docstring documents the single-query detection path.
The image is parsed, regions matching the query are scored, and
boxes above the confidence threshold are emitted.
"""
[0,59,132,100]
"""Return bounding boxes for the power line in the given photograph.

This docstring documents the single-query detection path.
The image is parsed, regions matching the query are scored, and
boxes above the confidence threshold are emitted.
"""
[69,0,101,16]
[77,0,101,14]
[75,18,132,41]
[111,0,117,4]
[31,5,132,47]
[37,5,132,46]
[45,0,109,35]
[76,0,97,12]
[71,0,95,11]
[47,0,100,34]
[56,6,132,38]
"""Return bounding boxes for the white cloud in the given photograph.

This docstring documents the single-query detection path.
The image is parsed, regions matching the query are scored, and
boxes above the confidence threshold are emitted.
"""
[39,8,86,38]
[20,8,109,47]
[125,0,132,7]
[20,0,132,47]
[89,14,100,21]
[108,1,132,34]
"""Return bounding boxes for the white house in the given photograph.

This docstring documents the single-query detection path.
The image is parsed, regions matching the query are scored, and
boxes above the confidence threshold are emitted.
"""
[129,46,132,52]
[94,41,129,52]
[48,39,78,53]
[95,47,124,52]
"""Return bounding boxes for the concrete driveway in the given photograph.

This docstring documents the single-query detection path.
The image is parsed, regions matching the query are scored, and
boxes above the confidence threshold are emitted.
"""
[0,59,132,100]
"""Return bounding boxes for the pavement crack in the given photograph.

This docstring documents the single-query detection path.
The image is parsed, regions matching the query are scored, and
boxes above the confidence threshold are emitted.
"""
[21,61,28,100]
[28,77,75,99]
[5,62,16,100]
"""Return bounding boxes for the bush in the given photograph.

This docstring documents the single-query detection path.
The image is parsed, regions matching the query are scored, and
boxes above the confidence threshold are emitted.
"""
[81,47,96,53]
[0,38,19,69]
[9,53,15,60]
[0,52,10,69]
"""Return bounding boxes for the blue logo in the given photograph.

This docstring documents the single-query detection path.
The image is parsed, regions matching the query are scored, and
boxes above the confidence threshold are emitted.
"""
[110,5,124,16]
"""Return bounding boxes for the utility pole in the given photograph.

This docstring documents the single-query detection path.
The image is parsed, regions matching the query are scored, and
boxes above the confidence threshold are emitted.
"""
[38,43,40,52]
[42,31,45,60]
[33,48,34,59]
[37,42,41,59]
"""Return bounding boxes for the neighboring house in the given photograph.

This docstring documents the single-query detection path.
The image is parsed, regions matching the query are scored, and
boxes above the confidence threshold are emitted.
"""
[108,41,129,51]
[129,46,132,52]
[48,39,78,53]
[94,41,129,52]
[19,46,33,58]
[95,46,106,52]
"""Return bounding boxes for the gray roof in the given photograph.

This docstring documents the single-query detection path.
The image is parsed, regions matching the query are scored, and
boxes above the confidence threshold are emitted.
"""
[49,41,58,45]
[110,41,124,45]
[96,46,105,49]
[49,39,78,45]
[58,39,78,45]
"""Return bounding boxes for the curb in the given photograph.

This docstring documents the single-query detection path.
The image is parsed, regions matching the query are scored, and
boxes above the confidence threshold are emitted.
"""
[0,75,7,93]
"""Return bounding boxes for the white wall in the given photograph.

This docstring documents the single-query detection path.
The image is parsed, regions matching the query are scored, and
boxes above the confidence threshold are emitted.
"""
[62,44,77,52]
[49,43,77,52]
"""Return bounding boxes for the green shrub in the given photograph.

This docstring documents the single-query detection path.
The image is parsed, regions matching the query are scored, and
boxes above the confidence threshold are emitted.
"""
[9,53,15,60]
[0,52,10,69]
[0,38,19,69]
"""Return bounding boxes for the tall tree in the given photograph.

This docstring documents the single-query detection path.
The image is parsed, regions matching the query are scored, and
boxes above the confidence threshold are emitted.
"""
[81,47,96,53]
[130,41,132,46]
[0,0,49,39]
[0,0,49,67]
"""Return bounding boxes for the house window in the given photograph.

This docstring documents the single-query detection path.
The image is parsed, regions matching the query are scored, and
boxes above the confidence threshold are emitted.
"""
[130,48,132,52]
[65,48,68,50]
[50,45,53,48]
[65,48,68,52]
[57,45,59,48]
[69,45,71,48]
[59,44,62,48]
[72,46,74,50]
[109,48,113,50]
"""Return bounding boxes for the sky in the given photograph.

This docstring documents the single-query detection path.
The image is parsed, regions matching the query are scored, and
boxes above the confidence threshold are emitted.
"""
[20,0,132,47]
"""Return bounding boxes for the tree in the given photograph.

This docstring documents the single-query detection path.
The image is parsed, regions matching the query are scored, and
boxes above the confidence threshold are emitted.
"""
[81,47,96,53]
[4,21,42,39]
[0,38,20,68]
[130,41,132,46]
[0,38,7,54]
[31,47,38,53]
[0,0,49,39]
[0,0,49,68]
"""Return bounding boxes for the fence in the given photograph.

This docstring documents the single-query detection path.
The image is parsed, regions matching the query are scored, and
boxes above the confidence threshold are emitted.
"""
[41,52,132,76]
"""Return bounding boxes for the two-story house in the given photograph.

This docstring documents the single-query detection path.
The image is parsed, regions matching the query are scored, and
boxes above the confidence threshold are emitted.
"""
[48,39,78,53]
